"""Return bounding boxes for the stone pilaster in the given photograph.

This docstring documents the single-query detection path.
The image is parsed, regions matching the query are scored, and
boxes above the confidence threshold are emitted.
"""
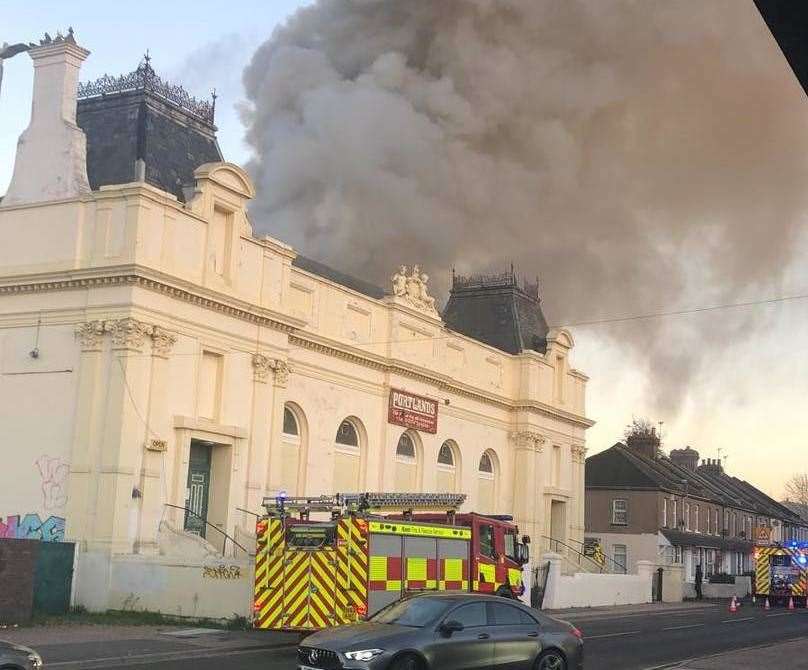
[65,320,108,546]
[245,354,274,514]
[134,326,177,553]
[266,358,292,495]
[510,430,546,547]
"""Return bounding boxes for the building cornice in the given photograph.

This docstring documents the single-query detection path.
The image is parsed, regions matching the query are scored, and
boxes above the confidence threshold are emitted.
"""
[0,264,305,334]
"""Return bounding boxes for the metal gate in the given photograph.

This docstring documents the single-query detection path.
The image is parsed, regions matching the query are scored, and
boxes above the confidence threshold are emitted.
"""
[531,560,551,609]
[33,541,75,615]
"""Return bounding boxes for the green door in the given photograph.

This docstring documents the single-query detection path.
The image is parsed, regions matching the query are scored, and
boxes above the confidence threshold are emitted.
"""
[33,542,75,615]
[185,442,212,537]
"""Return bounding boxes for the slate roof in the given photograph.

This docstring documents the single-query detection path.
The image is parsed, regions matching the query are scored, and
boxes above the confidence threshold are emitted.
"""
[442,272,549,355]
[76,63,222,202]
[292,255,386,300]
[660,529,754,553]
[587,442,804,527]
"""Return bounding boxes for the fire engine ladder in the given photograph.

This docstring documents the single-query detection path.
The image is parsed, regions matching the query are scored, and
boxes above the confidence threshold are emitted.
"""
[262,492,467,517]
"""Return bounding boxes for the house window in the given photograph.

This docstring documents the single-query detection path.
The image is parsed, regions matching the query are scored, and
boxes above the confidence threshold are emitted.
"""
[611,499,628,526]
[663,499,668,528]
[684,503,691,531]
[714,509,719,535]
[706,508,712,534]
[673,500,678,528]
[613,544,627,574]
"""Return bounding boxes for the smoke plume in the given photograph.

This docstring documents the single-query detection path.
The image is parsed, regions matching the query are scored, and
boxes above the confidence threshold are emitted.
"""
[241,0,808,414]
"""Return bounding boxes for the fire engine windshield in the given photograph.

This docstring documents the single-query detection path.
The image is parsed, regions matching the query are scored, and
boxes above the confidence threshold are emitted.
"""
[285,524,336,549]
[370,597,453,628]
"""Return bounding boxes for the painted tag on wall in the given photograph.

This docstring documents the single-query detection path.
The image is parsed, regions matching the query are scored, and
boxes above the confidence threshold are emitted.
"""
[388,389,438,434]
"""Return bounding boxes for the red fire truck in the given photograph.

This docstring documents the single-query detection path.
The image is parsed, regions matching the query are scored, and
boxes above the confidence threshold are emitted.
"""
[253,492,531,631]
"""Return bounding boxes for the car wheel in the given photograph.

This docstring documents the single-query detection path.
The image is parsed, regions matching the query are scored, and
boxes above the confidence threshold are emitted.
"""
[536,649,567,670]
[389,653,424,670]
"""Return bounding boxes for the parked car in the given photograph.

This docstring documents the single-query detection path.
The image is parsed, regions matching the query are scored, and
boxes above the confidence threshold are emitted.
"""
[0,640,43,669]
[298,592,583,670]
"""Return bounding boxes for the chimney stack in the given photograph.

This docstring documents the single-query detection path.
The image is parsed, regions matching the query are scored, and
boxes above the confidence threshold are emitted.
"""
[3,30,90,206]
[625,426,661,460]
[670,446,700,471]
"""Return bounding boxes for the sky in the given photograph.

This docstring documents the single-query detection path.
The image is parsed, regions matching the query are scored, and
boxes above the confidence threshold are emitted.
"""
[2,1,807,500]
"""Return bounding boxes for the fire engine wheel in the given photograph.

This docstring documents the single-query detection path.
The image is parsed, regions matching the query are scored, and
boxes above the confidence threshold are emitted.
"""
[389,653,424,670]
[536,649,567,670]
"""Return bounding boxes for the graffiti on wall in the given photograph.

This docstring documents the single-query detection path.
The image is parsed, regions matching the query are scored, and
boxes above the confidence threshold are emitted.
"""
[202,564,243,580]
[36,455,69,511]
[0,514,65,542]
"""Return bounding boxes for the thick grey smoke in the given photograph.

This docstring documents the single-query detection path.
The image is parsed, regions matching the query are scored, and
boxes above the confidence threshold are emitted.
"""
[241,0,808,414]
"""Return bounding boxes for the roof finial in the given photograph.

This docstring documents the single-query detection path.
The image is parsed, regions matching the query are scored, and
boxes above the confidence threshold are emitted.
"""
[144,49,151,65]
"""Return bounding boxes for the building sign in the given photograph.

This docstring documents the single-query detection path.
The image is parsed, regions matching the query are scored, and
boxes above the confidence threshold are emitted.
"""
[754,526,773,545]
[388,388,438,434]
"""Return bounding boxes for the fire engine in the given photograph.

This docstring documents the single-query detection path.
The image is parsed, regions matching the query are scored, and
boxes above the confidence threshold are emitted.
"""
[252,492,531,631]
[754,541,808,606]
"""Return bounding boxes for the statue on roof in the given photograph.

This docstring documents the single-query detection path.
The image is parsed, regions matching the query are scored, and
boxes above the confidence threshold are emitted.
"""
[0,41,31,98]
[390,264,439,317]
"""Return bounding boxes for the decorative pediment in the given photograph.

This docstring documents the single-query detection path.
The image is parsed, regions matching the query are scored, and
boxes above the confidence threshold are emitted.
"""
[390,265,439,317]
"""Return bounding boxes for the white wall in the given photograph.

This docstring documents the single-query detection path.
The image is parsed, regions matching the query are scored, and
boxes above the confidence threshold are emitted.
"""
[542,553,653,609]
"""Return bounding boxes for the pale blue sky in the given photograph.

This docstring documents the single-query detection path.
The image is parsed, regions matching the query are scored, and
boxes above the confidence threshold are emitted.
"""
[0,0,313,192]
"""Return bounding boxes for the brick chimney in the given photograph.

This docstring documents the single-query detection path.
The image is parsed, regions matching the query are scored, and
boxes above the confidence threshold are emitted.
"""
[625,426,661,460]
[670,446,700,471]
[3,30,90,206]
[698,458,724,476]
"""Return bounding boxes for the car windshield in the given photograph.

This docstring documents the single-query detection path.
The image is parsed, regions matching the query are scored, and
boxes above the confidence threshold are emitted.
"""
[370,597,453,627]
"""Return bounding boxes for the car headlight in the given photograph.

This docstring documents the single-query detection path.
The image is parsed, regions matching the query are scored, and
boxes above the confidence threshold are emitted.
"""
[344,648,384,661]
[27,652,43,669]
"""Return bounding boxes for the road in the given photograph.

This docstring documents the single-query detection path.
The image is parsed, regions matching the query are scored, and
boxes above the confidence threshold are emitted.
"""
[38,602,808,670]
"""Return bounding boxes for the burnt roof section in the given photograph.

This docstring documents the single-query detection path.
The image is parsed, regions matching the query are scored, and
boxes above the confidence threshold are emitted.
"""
[754,1,808,97]
[76,58,222,201]
[587,442,805,526]
[292,255,386,300]
[442,270,549,355]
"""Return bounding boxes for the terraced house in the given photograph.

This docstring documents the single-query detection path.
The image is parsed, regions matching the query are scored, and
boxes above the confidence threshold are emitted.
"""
[585,428,808,583]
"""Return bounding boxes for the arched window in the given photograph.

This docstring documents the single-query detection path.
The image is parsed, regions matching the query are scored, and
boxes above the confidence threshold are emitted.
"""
[281,404,304,495]
[334,418,363,493]
[394,432,420,491]
[477,450,498,514]
[283,407,299,436]
[437,441,459,493]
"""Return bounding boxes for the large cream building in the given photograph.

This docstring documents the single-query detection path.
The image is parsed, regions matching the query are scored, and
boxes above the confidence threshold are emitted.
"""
[0,35,592,616]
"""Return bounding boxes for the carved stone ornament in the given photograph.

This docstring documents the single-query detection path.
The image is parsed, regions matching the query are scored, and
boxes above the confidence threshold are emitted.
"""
[75,320,106,351]
[252,353,273,383]
[150,326,177,357]
[145,438,168,452]
[510,431,546,452]
[104,317,153,350]
[391,265,438,316]
[269,359,292,388]
[571,444,588,464]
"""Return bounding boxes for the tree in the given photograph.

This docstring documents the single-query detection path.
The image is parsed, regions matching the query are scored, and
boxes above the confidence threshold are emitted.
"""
[784,474,808,507]
[624,417,658,441]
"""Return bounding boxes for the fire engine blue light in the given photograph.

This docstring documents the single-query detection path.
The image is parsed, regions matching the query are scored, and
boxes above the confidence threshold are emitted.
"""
[799,556,807,565]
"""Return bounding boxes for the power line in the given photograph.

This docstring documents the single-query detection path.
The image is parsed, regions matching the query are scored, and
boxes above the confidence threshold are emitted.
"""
[555,292,808,328]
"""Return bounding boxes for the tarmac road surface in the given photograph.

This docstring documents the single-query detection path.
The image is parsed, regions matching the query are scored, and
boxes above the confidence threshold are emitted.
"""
[16,600,808,670]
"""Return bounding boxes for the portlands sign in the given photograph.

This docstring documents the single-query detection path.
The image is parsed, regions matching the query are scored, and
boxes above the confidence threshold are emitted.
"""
[388,388,438,434]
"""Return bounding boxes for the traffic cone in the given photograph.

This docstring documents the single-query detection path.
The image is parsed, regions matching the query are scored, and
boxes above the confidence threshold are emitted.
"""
[789,596,795,610]
[765,598,771,611]
[729,596,738,613]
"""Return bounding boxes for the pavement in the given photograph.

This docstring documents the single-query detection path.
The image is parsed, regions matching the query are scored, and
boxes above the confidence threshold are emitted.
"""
[1,599,806,669]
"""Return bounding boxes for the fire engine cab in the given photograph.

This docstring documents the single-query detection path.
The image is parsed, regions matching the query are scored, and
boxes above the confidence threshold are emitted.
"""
[754,541,808,606]
[253,492,531,631]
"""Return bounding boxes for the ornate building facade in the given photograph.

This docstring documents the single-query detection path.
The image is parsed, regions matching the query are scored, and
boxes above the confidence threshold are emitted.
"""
[0,36,592,615]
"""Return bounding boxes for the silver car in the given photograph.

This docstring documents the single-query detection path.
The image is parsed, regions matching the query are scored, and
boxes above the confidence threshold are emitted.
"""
[0,640,43,670]
[298,592,583,670]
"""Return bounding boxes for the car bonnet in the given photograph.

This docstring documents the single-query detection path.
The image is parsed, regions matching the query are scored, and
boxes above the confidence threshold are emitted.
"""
[303,622,416,650]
